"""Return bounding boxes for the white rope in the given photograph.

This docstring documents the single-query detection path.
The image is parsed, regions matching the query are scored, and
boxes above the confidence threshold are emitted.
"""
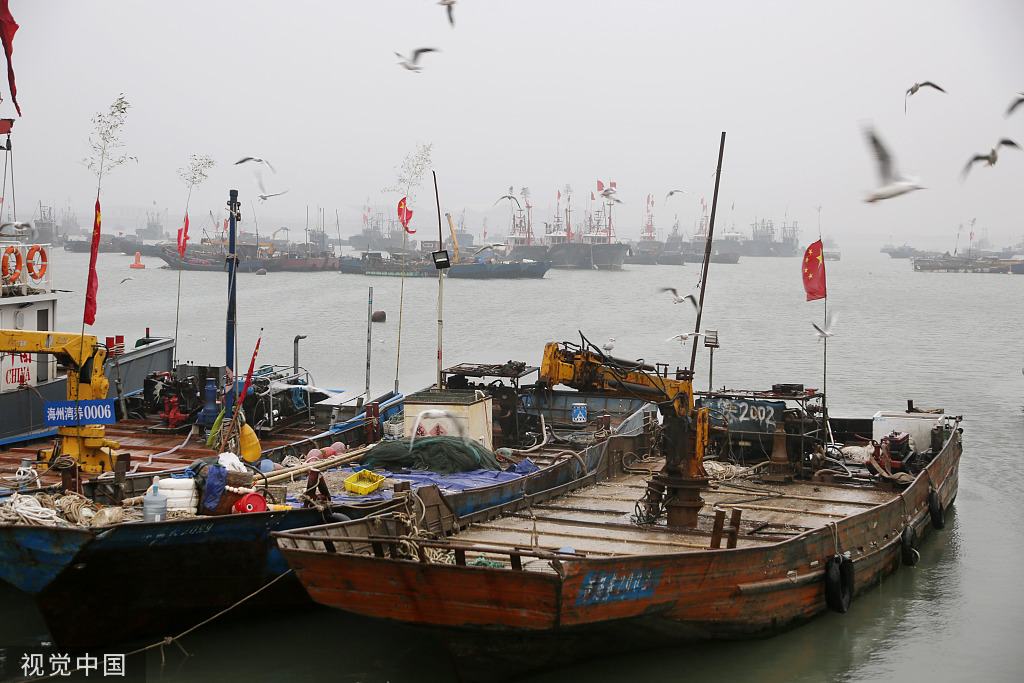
[0,493,67,526]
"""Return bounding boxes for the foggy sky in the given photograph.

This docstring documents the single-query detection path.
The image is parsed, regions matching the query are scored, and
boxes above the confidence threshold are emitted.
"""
[6,1,1024,251]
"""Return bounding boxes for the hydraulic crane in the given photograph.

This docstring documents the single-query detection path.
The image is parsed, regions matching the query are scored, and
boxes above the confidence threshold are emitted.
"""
[0,329,120,473]
[539,339,710,527]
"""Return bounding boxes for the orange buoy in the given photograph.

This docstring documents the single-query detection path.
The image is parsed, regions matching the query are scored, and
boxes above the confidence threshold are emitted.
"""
[232,492,267,514]
[130,251,146,269]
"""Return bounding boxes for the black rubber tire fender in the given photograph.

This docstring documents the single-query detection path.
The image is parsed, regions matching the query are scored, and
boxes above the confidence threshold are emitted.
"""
[901,525,919,566]
[928,490,945,530]
[824,554,855,614]
[328,511,352,524]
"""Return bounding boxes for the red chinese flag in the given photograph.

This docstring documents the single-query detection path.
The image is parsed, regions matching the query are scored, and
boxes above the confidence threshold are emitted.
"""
[0,118,11,134]
[596,180,605,192]
[84,197,101,325]
[801,239,827,301]
[0,1,20,116]
[177,212,190,257]
[397,197,415,234]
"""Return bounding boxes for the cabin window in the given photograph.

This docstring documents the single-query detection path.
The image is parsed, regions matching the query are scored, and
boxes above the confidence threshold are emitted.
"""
[36,308,49,382]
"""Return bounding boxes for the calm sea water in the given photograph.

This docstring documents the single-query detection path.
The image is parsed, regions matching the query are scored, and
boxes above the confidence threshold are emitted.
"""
[2,243,1022,682]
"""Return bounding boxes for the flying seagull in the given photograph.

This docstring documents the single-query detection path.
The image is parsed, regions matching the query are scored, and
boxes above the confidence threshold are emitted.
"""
[395,48,438,72]
[438,0,456,27]
[1005,93,1024,118]
[667,332,704,343]
[601,338,615,352]
[119,277,133,284]
[235,157,275,173]
[812,312,838,341]
[905,81,946,113]
[658,287,701,313]
[961,139,1020,180]
[663,189,687,206]
[863,126,924,202]
[599,188,623,204]
[494,192,522,210]
[236,157,288,201]
[409,409,469,451]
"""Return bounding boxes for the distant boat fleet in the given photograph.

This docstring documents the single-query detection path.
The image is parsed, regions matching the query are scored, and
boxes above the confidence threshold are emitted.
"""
[882,236,1024,274]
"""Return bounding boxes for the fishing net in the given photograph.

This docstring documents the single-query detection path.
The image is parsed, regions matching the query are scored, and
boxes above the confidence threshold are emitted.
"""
[362,436,502,474]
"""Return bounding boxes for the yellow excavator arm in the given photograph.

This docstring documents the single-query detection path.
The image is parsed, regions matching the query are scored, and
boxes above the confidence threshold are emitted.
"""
[445,212,459,264]
[0,329,119,472]
[538,340,709,511]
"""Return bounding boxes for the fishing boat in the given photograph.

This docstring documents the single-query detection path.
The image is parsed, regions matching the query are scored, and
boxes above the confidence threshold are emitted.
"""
[276,340,963,682]
[446,258,549,279]
[136,211,168,241]
[684,214,741,264]
[624,197,663,265]
[1,229,175,445]
[737,219,801,257]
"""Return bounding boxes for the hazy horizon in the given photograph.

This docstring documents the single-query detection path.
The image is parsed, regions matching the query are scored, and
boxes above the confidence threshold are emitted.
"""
[4,1,1023,252]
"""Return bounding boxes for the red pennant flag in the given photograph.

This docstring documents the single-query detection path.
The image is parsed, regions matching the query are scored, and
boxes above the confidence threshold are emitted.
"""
[731,201,735,210]
[177,212,190,257]
[397,197,415,234]
[801,239,827,302]
[222,219,227,231]
[590,192,595,201]
[84,196,101,325]
[239,329,263,404]
[0,1,20,116]
[610,181,616,189]
[557,190,561,200]
[482,230,487,239]
[596,180,605,192]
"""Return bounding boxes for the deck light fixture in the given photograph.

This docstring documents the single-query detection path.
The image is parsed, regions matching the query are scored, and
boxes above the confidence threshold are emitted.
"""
[431,250,451,270]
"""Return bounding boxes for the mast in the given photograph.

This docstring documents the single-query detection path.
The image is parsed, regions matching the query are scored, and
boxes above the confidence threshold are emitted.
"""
[225,189,239,413]
[689,132,726,374]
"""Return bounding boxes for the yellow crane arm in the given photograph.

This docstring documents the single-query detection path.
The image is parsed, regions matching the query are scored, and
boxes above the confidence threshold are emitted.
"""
[445,212,459,264]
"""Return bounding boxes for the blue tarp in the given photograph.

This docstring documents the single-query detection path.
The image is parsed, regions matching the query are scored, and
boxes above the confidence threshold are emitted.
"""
[284,467,523,506]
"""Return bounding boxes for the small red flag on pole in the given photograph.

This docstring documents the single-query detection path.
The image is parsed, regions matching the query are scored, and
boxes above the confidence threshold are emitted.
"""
[83,195,101,325]
[596,180,605,192]
[0,0,21,116]
[397,197,415,234]
[239,329,263,405]
[802,239,827,301]
[177,212,190,257]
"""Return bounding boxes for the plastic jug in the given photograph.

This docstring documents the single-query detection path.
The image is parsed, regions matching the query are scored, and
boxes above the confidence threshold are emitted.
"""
[143,477,168,522]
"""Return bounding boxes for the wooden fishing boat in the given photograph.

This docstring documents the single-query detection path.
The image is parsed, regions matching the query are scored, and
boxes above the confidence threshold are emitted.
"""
[276,340,963,681]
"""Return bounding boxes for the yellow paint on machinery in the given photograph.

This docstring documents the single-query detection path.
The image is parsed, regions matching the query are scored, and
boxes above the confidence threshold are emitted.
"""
[0,329,121,473]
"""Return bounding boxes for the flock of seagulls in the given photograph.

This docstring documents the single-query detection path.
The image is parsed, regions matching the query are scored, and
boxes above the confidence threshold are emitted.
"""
[235,157,288,202]
[395,2,455,73]
[866,80,1021,200]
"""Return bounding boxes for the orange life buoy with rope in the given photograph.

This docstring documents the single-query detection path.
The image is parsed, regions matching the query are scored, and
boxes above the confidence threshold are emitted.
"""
[25,245,47,280]
[2,245,22,283]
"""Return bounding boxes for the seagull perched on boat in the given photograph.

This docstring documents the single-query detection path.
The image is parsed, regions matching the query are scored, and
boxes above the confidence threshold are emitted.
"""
[667,332,704,343]
[409,409,470,451]
[1005,93,1024,118]
[658,287,700,313]
[905,81,946,113]
[493,191,522,210]
[601,338,615,352]
[812,312,838,342]
[438,0,456,27]
[960,139,1020,181]
[599,188,623,204]
[863,126,924,202]
[395,48,438,72]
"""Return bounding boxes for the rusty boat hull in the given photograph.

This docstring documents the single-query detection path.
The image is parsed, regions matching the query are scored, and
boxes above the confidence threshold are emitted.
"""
[276,412,962,680]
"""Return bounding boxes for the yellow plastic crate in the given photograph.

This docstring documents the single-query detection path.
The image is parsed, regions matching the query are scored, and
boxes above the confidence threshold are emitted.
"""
[344,470,386,495]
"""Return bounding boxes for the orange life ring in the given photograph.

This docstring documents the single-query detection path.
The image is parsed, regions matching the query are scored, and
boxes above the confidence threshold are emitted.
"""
[1,245,22,283]
[25,245,47,280]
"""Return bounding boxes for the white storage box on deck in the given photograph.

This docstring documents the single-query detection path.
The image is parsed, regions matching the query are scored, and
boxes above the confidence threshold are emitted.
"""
[404,390,493,451]
[872,411,944,454]
[146,477,198,512]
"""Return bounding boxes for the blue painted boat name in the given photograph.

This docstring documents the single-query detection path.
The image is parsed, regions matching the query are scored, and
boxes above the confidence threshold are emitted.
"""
[576,567,662,605]
[44,400,117,426]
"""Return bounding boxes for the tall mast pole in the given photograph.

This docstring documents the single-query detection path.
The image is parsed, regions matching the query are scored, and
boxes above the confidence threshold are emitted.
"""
[689,132,726,374]
[434,171,444,391]
[225,189,239,413]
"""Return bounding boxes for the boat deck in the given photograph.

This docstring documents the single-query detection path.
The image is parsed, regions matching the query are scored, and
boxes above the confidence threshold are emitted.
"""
[450,468,893,568]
